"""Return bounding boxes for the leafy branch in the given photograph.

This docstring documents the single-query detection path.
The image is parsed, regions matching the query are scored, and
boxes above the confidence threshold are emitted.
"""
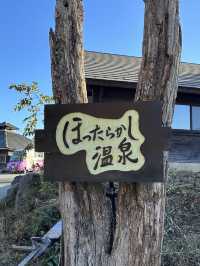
[9,82,54,136]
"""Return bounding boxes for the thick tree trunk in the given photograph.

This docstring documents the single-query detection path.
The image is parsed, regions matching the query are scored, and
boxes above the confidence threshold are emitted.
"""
[49,1,112,265]
[112,1,181,265]
[49,0,181,265]
[49,0,87,104]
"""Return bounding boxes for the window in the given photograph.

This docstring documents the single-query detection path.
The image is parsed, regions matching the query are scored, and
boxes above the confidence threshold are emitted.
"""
[34,152,44,159]
[10,151,24,161]
[87,87,93,103]
[191,106,200,130]
[0,155,6,164]
[172,104,190,130]
[0,131,5,147]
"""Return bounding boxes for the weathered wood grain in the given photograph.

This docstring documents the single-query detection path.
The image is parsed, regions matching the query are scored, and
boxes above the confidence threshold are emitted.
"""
[49,0,181,265]
[114,0,182,265]
[49,1,112,265]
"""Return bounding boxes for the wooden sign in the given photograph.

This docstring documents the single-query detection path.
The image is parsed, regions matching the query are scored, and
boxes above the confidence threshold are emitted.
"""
[35,101,170,182]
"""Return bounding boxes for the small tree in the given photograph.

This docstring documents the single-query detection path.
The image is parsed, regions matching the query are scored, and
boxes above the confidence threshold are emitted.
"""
[9,82,53,136]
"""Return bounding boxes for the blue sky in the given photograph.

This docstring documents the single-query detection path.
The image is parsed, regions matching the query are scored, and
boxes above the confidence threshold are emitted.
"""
[0,0,200,132]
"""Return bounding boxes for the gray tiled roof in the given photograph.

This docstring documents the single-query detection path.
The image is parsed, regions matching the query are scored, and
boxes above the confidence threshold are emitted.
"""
[6,132,31,150]
[0,122,18,130]
[0,130,31,150]
[85,51,200,89]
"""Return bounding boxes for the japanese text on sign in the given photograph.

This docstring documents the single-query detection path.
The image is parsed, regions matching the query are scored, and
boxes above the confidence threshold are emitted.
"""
[56,110,145,175]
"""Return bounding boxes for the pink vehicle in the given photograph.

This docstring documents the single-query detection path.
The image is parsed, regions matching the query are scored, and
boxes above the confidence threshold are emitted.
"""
[7,149,44,173]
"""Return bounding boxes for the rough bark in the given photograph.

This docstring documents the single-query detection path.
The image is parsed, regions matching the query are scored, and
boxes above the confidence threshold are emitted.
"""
[49,0,181,265]
[50,1,112,265]
[111,1,181,265]
[49,0,87,104]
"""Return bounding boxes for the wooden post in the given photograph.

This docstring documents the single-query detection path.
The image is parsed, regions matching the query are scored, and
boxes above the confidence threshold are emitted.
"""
[49,1,112,265]
[49,0,181,265]
[112,0,182,265]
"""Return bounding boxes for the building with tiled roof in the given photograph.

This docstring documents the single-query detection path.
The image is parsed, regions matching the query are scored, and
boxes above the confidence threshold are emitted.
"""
[84,51,200,169]
[85,51,200,90]
[0,122,32,169]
